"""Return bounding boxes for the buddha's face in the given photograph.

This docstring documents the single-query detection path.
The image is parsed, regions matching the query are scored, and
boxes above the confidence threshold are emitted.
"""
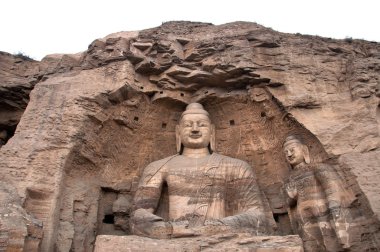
[284,142,305,166]
[179,113,212,149]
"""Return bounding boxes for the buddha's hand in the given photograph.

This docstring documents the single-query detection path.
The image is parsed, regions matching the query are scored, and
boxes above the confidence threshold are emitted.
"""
[192,219,232,236]
[285,181,298,199]
[170,220,200,238]
[130,208,172,239]
[204,219,226,226]
[331,208,351,249]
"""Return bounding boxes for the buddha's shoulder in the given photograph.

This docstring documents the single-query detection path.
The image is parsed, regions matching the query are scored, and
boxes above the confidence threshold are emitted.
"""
[144,155,178,170]
[212,153,250,167]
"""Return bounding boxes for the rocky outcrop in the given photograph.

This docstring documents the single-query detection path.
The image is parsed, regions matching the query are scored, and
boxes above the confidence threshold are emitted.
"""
[0,21,379,251]
[0,181,43,251]
[0,52,39,145]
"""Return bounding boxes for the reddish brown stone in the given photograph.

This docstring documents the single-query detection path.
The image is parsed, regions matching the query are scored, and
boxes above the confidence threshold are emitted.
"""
[0,21,379,251]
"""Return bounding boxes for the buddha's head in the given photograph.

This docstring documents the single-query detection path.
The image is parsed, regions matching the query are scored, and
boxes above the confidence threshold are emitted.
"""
[176,103,215,153]
[283,135,310,167]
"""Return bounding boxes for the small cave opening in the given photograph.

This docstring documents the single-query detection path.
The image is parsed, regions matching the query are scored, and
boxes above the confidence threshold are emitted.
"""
[272,213,293,235]
[273,213,280,223]
[229,120,235,126]
[162,122,167,129]
[0,124,17,147]
[97,188,124,235]
[0,88,30,148]
[102,214,115,224]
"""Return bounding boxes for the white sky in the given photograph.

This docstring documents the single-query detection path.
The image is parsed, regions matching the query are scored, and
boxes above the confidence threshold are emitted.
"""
[1,0,379,60]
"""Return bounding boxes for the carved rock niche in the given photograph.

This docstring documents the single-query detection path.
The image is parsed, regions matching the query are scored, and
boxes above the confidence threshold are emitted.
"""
[57,83,373,251]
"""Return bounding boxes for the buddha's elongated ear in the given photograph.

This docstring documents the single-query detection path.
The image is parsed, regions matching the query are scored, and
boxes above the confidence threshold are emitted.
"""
[175,125,181,153]
[302,145,311,164]
[209,124,216,153]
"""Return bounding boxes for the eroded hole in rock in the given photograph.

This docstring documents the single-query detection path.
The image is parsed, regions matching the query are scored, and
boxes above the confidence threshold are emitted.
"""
[160,91,163,94]
[180,93,184,97]
[97,188,126,236]
[0,125,16,147]
[0,53,36,148]
[134,116,139,121]
[162,122,167,129]
[229,120,235,126]
[273,213,293,235]
[103,214,115,224]
[261,111,266,117]
[273,213,279,223]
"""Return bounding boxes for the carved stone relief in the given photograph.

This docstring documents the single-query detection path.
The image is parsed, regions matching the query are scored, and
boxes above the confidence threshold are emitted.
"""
[1,22,379,252]
[283,136,361,251]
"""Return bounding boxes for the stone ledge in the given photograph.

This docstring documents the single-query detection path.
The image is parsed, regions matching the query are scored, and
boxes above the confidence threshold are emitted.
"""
[94,234,304,252]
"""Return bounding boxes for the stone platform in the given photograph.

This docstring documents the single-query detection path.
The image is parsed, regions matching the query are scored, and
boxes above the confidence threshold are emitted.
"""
[94,234,303,252]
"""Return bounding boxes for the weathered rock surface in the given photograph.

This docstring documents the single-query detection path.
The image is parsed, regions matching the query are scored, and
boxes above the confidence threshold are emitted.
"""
[0,21,379,251]
[94,234,304,252]
[0,181,43,251]
[0,52,39,145]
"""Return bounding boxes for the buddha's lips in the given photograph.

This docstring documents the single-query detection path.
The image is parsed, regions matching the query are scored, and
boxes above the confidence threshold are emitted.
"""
[189,134,202,139]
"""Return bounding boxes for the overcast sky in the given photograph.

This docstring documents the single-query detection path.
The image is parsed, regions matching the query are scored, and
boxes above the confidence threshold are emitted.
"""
[1,0,379,60]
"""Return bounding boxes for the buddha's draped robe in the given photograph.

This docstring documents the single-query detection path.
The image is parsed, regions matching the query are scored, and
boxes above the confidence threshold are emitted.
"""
[134,153,270,232]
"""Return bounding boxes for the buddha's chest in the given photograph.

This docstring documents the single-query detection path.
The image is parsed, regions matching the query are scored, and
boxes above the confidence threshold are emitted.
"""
[165,165,227,200]
[289,171,324,200]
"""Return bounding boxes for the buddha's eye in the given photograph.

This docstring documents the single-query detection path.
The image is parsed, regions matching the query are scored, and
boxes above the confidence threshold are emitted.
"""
[198,121,209,127]
[285,148,293,154]
[183,122,192,127]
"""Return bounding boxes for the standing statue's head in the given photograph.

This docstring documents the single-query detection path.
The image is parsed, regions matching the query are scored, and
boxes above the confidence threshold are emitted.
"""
[176,103,215,154]
[283,135,310,167]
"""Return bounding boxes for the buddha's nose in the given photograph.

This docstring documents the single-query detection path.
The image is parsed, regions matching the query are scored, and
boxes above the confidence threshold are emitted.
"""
[191,124,199,132]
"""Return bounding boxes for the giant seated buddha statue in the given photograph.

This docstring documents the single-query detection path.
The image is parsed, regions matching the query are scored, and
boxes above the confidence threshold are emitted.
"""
[130,103,275,238]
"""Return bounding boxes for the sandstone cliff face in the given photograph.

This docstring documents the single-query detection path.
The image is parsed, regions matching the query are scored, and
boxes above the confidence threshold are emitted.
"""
[0,52,39,145]
[0,21,379,251]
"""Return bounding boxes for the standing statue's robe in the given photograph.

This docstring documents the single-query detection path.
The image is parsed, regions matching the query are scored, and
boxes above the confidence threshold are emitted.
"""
[134,153,272,233]
[285,163,357,251]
